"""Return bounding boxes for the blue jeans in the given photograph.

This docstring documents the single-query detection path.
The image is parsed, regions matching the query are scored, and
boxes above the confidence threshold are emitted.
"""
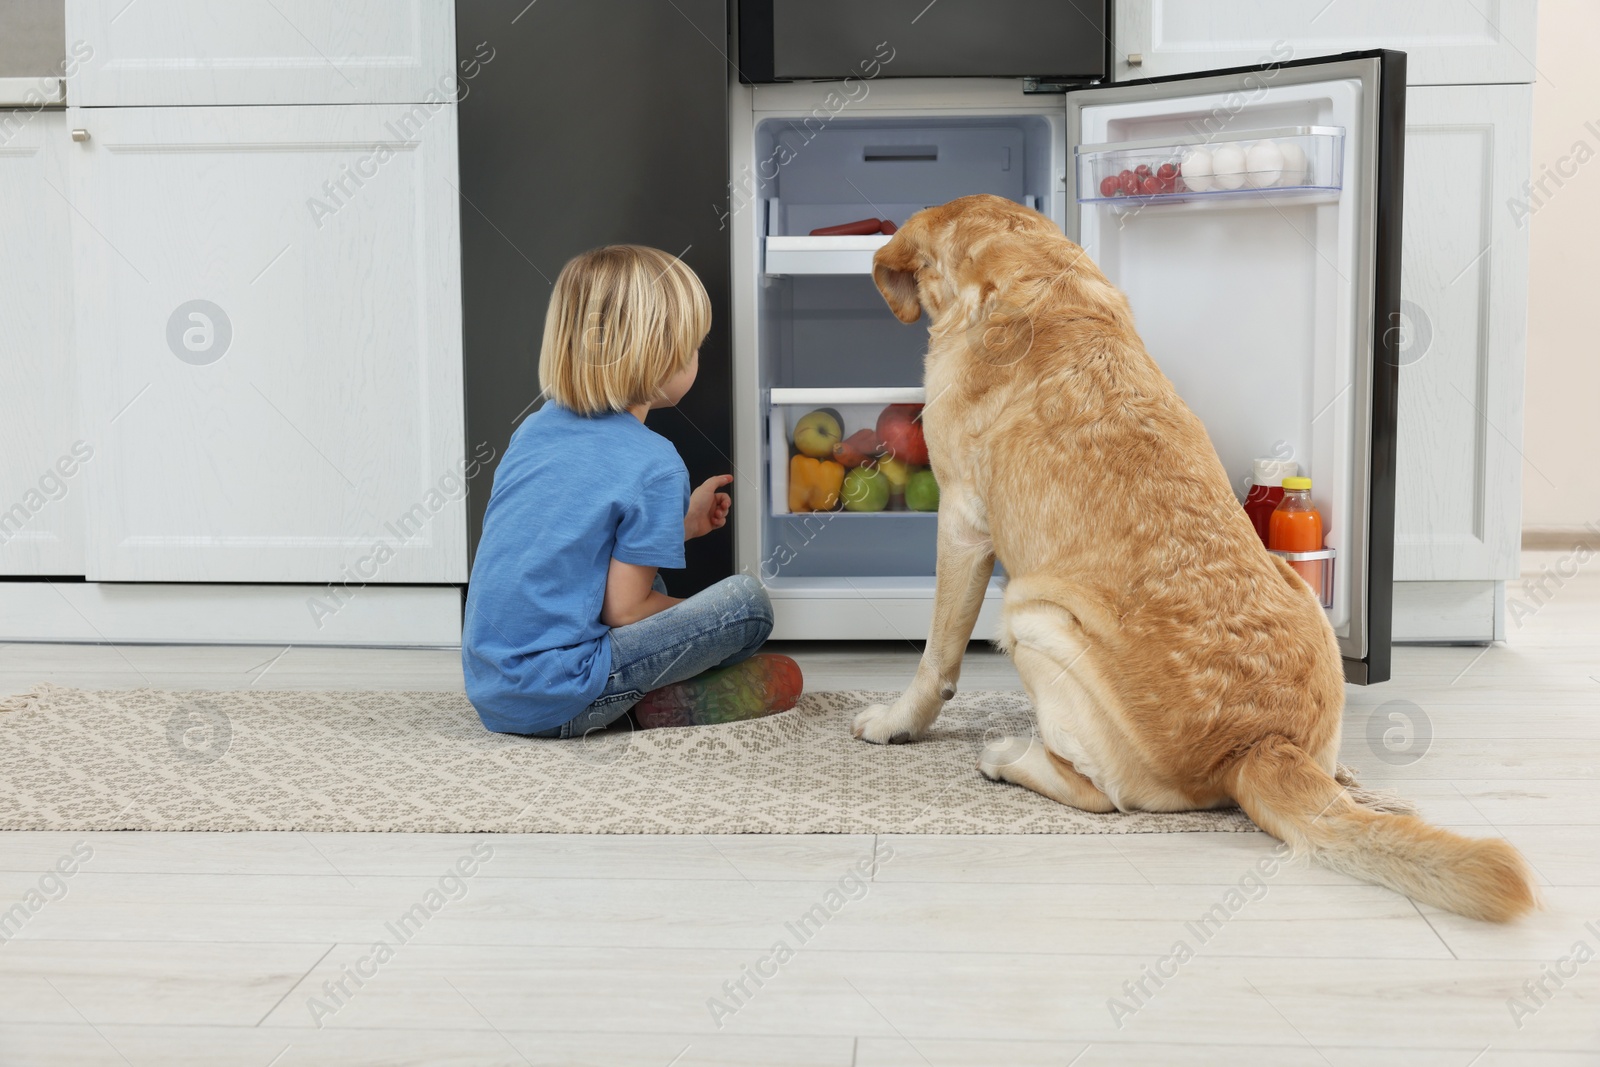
[533,573,774,739]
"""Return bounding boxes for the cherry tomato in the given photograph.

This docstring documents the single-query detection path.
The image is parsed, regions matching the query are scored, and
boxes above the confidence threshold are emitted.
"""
[1139,174,1162,195]
[1117,169,1139,195]
[1099,175,1119,197]
[1134,164,1152,179]
[1157,163,1178,182]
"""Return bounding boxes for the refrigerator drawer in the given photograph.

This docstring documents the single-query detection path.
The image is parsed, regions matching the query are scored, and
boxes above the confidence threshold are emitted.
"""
[760,388,941,583]
[765,576,1006,642]
[768,387,934,517]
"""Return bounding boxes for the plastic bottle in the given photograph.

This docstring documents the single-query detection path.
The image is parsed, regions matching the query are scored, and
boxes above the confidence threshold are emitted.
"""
[1268,476,1325,599]
[1243,458,1298,546]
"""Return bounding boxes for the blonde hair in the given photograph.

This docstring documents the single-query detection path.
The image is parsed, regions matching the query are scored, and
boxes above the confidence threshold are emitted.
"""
[538,245,711,415]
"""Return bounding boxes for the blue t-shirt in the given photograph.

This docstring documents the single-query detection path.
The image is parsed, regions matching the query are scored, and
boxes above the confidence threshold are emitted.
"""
[462,403,690,734]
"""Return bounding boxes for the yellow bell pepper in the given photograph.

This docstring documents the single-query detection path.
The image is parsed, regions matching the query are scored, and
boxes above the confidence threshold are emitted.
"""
[789,455,845,512]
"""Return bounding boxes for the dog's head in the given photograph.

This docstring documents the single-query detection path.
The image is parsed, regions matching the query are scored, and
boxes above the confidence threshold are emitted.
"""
[871,194,1059,325]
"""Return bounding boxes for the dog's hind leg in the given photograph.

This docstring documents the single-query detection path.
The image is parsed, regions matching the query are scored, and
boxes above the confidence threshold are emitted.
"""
[978,737,1115,812]
[993,605,1131,813]
[854,498,994,744]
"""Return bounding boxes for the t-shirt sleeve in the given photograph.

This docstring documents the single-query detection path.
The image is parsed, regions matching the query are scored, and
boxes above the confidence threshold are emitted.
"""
[613,467,689,569]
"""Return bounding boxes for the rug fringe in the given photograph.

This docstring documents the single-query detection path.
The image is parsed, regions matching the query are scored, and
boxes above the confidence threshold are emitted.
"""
[1335,763,1420,817]
[0,683,72,714]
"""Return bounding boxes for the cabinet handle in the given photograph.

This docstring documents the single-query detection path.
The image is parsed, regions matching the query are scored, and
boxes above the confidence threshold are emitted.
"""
[71,128,90,142]
[1126,53,1143,67]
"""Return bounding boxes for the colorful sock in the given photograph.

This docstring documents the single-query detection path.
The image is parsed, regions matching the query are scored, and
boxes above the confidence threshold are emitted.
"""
[633,653,803,729]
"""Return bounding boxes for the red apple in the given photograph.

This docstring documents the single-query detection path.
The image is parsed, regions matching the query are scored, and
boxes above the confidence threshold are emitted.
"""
[833,428,885,468]
[876,404,928,466]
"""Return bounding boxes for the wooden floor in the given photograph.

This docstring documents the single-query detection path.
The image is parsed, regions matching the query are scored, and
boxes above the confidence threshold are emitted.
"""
[1,552,1596,1065]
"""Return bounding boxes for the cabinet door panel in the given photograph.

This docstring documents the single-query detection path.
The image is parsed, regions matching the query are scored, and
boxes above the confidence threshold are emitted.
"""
[69,104,465,583]
[66,0,454,106]
[0,109,84,575]
[1115,0,1537,85]
[1393,84,1530,581]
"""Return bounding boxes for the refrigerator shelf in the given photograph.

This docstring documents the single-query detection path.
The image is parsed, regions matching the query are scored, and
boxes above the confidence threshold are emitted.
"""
[1075,125,1344,207]
[769,387,924,405]
[1081,185,1344,211]
[764,234,892,276]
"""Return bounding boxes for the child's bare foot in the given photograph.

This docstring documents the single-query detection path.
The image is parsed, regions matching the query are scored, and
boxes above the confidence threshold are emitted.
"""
[633,653,803,729]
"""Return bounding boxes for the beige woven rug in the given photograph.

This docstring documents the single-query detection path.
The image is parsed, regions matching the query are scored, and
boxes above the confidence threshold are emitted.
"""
[0,684,1254,834]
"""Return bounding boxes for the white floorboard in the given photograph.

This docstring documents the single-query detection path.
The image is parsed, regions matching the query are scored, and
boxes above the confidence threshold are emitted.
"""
[0,551,1596,1064]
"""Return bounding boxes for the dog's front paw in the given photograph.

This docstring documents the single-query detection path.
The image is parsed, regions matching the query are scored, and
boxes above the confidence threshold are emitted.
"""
[852,702,925,745]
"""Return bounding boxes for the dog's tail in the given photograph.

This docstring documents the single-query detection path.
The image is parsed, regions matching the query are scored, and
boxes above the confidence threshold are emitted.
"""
[1228,735,1537,922]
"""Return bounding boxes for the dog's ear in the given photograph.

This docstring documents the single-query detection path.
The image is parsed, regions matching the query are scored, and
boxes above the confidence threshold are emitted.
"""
[872,232,923,324]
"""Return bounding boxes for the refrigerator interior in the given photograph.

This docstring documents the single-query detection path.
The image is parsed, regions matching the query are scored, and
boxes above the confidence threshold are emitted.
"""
[1071,76,1370,640]
[754,115,1059,583]
[745,74,1373,653]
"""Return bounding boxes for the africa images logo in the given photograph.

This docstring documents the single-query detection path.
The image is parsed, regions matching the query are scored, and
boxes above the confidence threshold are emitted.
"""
[166,300,233,366]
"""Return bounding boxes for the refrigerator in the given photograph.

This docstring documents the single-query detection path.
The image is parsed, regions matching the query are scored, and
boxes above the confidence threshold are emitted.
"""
[729,51,1404,684]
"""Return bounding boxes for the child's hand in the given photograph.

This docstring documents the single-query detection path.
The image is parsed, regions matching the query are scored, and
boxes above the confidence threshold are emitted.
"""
[685,474,733,539]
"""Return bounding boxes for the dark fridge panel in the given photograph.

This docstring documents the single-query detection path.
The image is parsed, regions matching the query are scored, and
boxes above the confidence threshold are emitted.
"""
[456,0,733,595]
[738,0,1109,83]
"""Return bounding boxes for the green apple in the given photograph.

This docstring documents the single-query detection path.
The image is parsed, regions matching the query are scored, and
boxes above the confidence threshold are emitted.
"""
[842,466,890,512]
[906,469,940,512]
[792,408,842,459]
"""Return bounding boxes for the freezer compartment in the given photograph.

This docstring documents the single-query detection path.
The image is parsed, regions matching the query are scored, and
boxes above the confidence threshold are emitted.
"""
[1076,126,1344,206]
[768,388,936,517]
[1270,547,1336,610]
[756,114,1058,275]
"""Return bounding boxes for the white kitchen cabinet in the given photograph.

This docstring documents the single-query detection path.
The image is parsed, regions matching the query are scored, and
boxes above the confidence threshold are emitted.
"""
[67,103,467,584]
[0,109,84,575]
[1393,84,1531,585]
[66,0,456,107]
[1114,0,1539,85]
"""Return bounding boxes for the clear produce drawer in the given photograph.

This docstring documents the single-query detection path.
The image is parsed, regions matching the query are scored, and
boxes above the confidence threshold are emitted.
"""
[767,388,941,517]
[1076,125,1344,206]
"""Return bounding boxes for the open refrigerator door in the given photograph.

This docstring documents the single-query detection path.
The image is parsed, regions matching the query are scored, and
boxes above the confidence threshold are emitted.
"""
[1065,51,1405,683]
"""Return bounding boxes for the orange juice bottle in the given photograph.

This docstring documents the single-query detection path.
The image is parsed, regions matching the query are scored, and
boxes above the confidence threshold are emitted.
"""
[1268,476,1324,599]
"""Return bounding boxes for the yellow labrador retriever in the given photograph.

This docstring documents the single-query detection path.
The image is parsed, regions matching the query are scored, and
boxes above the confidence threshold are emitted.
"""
[854,194,1534,923]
